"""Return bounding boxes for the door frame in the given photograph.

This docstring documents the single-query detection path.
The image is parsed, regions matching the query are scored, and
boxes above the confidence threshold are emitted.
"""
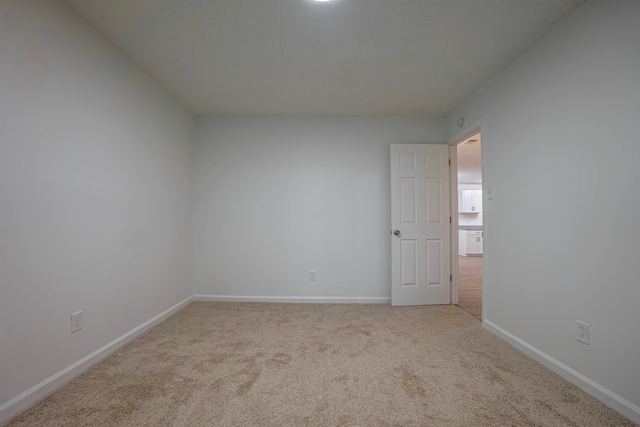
[448,121,486,320]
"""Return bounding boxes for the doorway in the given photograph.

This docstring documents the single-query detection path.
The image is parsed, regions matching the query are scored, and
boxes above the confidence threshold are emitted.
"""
[454,132,483,320]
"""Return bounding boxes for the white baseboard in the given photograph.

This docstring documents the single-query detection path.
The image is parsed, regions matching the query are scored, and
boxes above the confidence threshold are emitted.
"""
[484,319,640,424]
[193,294,391,304]
[0,296,194,425]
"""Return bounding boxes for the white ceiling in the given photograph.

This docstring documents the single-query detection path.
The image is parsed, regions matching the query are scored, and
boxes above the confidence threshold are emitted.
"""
[65,0,585,117]
[457,133,482,184]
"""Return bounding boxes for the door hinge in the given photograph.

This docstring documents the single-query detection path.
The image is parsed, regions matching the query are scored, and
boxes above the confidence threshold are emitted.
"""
[448,159,451,166]
[450,274,453,281]
[449,216,452,224]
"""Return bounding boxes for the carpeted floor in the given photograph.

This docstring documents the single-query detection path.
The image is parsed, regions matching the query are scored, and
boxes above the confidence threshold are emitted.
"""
[4,302,636,426]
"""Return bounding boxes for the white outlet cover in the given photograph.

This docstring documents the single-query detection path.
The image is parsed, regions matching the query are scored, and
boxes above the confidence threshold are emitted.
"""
[577,320,589,345]
[71,311,82,333]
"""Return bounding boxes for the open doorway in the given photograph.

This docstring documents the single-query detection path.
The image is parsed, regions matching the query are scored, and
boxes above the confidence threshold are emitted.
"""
[455,132,482,320]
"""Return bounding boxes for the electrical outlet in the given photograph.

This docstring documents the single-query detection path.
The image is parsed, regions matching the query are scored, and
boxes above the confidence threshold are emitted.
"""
[71,311,82,334]
[577,320,589,345]
[309,270,317,281]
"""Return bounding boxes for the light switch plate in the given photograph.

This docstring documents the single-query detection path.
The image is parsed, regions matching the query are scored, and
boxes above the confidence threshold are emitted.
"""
[486,185,494,200]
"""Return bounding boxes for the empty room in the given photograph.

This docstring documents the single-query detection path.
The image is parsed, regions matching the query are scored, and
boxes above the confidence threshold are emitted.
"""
[1,0,639,425]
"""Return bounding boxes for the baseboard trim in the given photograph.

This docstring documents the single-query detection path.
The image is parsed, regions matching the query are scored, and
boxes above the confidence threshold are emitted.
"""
[193,294,391,304]
[484,319,640,424]
[0,296,194,424]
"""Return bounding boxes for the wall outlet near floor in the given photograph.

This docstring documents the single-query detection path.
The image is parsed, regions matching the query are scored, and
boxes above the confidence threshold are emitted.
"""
[71,311,83,333]
[309,270,317,281]
[577,320,589,345]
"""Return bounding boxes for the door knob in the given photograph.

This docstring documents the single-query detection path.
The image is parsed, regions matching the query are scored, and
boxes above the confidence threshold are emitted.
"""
[393,230,401,237]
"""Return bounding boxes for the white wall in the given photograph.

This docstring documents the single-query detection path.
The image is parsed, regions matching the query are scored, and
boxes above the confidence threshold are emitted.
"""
[445,0,640,420]
[0,0,194,414]
[194,116,444,300]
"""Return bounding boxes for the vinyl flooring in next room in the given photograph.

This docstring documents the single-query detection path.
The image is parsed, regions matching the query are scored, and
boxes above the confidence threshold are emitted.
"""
[458,255,482,321]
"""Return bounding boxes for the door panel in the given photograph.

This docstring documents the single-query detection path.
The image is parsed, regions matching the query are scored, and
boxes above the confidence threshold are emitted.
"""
[391,144,450,306]
[400,240,418,287]
[425,178,441,224]
[400,178,417,224]
[425,239,442,286]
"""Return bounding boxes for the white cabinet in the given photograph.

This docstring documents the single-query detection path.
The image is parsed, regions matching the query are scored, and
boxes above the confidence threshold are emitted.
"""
[460,190,482,213]
[459,230,483,256]
[465,230,483,255]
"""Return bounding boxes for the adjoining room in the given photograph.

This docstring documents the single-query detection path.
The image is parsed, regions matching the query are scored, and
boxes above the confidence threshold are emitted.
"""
[456,132,483,321]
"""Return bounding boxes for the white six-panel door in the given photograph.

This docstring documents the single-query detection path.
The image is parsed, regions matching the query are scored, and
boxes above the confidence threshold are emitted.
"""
[391,144,450,306]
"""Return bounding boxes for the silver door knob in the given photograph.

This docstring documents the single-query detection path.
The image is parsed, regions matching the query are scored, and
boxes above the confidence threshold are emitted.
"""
[393,230,401,237]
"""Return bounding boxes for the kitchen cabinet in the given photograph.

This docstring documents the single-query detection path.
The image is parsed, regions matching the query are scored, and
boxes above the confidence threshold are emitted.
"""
[465,230,483,255]
[460,190,482,213]
[459,230,483,256]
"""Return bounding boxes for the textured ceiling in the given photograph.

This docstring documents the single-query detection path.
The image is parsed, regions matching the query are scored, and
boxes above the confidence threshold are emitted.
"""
[65,0,585,117]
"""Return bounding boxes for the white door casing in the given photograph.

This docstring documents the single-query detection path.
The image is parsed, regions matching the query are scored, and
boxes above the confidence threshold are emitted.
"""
[391,144,451,306]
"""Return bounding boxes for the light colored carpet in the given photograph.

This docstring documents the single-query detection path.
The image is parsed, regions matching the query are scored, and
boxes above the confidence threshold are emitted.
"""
[4,302,636,426]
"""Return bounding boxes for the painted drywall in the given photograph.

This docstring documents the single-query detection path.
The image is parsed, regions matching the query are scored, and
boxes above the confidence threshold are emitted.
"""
[445,0,640,418]
[0,0,194,411]
[194,116,444,300]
